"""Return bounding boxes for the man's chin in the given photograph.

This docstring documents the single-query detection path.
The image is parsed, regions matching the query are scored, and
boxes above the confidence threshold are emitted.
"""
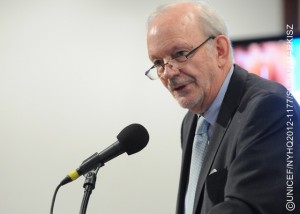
[175,95,203,113]
[176,98,198,110]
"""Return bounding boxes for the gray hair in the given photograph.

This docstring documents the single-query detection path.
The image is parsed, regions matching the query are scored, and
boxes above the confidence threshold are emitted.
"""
[148,1,229,37]
[147,1,233,59]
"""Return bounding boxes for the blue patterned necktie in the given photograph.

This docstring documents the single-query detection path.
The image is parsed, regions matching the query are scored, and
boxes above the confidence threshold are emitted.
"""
[184,116,209,214]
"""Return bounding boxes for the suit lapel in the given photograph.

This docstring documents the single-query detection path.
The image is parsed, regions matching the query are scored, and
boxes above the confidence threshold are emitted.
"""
[193,65,248,213]
[176,113,198,214]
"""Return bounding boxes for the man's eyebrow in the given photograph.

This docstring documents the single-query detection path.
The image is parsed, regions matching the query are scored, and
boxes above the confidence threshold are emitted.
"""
[150,43,192,60]
[170,43,192,52]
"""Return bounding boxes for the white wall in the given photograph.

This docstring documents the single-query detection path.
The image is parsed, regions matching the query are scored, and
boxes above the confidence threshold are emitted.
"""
[0,0,283,213]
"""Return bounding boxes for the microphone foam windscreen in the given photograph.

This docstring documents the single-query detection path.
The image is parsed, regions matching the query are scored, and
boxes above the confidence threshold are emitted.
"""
[117,123,149,155]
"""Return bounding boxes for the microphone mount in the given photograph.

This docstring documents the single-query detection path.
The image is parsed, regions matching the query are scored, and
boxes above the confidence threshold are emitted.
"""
[79,163,103,214]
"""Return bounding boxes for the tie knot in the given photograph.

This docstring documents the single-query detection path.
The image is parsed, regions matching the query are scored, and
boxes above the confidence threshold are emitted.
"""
[195,117,209,135]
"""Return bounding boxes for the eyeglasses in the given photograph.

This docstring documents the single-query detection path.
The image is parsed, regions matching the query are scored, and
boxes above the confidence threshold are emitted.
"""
[145,36,215,80]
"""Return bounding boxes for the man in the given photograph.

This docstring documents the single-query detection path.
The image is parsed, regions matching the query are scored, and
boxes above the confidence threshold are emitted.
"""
[145,2,300,214]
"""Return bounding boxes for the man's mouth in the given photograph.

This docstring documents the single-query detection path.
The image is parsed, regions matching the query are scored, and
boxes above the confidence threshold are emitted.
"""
[168,77,194,93]
[173,84,187,91]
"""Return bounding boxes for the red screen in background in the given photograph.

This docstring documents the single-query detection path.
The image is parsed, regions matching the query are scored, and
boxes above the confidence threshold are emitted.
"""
[233,37,300,102]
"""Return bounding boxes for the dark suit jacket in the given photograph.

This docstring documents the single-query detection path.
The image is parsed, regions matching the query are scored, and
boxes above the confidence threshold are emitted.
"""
[176,65,300,214]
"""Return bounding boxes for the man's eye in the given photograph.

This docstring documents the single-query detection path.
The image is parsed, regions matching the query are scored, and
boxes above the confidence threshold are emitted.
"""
[174,51,187,57]
[173,51,188,62]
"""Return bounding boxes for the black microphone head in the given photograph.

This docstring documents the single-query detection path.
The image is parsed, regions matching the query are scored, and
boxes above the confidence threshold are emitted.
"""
[117,123,149,155]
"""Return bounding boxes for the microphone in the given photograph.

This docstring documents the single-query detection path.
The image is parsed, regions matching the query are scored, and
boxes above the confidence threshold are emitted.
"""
[60,123,149,186]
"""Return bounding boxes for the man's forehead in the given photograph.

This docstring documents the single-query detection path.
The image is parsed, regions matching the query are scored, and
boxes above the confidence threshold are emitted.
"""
[148,12,199,38]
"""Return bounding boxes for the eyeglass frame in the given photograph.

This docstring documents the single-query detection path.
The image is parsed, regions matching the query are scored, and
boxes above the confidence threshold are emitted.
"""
[145,36,215,80]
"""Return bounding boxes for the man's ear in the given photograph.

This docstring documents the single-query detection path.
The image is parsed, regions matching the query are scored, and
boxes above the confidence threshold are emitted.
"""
[215,35,231,67]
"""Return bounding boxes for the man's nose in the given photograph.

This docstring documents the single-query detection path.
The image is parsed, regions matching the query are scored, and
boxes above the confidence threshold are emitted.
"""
[161,63,180,79]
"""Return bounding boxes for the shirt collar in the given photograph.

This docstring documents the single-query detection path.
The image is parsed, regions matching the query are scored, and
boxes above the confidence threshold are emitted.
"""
[202,65,234,125]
